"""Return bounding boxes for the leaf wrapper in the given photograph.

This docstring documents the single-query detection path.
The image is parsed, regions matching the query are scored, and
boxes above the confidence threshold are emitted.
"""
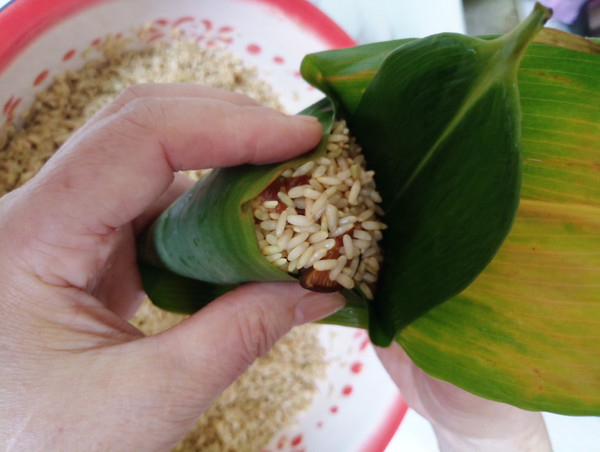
[138,99,335,306]
[302,21,600,413]
[139,6,600,414]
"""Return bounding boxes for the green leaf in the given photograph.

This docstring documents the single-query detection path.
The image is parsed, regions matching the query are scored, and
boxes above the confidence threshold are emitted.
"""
[349,5,550,343]
[397,40,600,415]
[299,9,600,414]
[300,39,412,114]
[138,4,600,414]
[139,262,238,314]
[141,163,295,283]
[138,100,341,296]
[300,30,600,116]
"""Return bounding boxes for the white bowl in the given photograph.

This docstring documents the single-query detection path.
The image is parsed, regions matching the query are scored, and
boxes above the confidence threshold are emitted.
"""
[0,1,406,451]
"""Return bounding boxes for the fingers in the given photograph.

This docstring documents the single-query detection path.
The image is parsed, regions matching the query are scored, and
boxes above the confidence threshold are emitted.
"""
[151,283,344,394]
[6,85,321,288]
[67,83,263,140]
[374,341,413,387]
[103,283,344,451]
[131,171,195,234]
[376,343,552,452]
[32,89,321,232]
[99,83,263,118]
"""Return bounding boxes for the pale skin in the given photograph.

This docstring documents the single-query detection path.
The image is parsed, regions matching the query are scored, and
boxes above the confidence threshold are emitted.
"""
[0,84,552,451]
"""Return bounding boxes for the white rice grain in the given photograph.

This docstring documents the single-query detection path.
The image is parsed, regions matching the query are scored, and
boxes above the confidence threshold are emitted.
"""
[348,180,361,205]
[287,242,310,262]
[287,186,308,198]
[325,205,338,232]
[359,282,373,299]
[361,220,382,231]
[297,245,315,269]
[308,230,329,244]
[287,215,313,227]
[354,239,372,251]
[254,209,269,221]
[362,272,378,283]
[275,210,288,238]
[357,209,374,222]
[328,256,348,281]
[263,200,279,209]
[330,223,354,237]
[343,234,354,260]
[312,238,336,251]
[265,253,283,262]
[292,161,315,177]
[305,248,329,268]
[317,176,342,186]
[260,220,277,231]
[276,229,293,250]
[353,229,372,241]
[262,245,281,255]
[273,258,288,267]
[277,191,295,208]
[338,215,357,225]
[335,273,355,289]
[302,188,322,200]
[285,232,310,251]
[312,165,327,179]
[313,259,338,271]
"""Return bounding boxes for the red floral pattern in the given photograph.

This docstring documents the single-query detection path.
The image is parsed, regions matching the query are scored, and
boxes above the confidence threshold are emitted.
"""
[2,15,297,124]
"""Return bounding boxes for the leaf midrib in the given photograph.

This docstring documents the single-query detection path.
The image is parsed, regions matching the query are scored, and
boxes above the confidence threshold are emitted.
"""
[389,55,509,211]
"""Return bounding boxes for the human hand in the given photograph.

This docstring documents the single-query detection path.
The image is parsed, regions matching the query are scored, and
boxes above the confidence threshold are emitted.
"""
[0,84,345,452]
[377,343,552,451]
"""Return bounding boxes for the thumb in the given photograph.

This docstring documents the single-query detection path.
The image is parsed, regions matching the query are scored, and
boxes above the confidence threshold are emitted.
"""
[150,283,344,400]
[120,283,344,450]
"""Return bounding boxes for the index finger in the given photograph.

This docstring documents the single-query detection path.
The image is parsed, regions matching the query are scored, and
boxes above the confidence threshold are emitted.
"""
[81,83,264,128]
[22,89,322,236]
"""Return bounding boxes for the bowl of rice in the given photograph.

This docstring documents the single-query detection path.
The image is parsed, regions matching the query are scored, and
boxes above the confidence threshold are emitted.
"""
[0,0,406,451]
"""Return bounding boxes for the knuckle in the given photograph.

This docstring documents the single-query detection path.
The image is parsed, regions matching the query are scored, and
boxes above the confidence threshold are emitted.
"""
[116,97,166,137]
[232,304,282,362]
[113,83,149,105]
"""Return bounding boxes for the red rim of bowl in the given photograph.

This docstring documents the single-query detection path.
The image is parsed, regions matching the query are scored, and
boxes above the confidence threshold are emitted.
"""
[0,0,407,450]
[0,0,356,75]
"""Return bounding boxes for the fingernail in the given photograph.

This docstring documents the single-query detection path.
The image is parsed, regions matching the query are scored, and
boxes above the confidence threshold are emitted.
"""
[296,115,320,126]
[294,292,345,325]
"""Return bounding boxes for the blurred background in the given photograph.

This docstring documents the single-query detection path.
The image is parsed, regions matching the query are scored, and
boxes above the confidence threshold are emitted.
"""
[1,0,599,38]
[305,0,600,41]
[462,0,600,36]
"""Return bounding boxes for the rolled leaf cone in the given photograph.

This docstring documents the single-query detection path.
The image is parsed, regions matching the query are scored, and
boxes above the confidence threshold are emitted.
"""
[139,4,600,414]
[138,98,335,312]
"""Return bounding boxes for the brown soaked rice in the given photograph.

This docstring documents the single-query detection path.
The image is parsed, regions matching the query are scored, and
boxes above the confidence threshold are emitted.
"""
[0,36,327,452]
